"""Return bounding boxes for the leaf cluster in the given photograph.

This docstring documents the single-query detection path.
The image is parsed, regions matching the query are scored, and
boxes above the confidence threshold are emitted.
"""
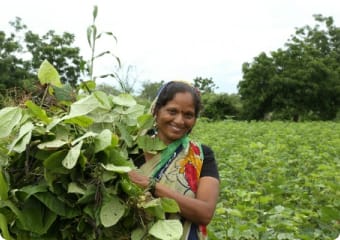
[0,61,182,240]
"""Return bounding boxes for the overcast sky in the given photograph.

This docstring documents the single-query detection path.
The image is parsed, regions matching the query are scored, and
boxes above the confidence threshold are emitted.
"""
[1,0,340,93]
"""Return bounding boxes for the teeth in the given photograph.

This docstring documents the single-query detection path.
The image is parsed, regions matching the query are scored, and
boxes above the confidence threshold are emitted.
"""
[170,125,182,131]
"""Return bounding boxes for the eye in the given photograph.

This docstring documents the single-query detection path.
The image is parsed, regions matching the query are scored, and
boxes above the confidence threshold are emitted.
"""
[167,109,177,115]
[184,112,195,119]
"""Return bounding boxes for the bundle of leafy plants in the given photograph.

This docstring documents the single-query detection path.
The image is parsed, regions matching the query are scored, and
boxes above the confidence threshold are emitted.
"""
[0,60,182,240]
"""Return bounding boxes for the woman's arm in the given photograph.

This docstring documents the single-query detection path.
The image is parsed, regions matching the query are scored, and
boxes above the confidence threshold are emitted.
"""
[155,176,219,225]
[128,171,220,225]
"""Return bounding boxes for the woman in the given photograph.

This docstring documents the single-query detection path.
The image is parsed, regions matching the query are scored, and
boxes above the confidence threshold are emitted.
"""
[128,81,220,240]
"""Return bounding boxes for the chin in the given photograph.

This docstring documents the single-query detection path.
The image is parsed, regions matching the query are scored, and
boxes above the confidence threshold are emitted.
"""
[170,133,185,141]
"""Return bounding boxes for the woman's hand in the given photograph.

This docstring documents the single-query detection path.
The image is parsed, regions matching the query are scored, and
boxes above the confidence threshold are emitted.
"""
[128,170,149,189]
[155,176,219,225]
[128,170,219,225]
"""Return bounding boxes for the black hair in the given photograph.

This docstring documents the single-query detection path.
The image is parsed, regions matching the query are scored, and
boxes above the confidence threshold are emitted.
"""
[153,81,202,118]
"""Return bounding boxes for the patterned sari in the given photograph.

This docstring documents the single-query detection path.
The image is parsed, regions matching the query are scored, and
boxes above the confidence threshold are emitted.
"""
[139,135,208,240]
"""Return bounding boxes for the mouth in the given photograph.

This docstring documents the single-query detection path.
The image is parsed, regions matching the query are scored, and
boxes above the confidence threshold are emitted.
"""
[169,124,186,133]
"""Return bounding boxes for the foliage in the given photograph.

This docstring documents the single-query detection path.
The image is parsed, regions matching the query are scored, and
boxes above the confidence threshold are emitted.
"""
[238,15,340,121]
[7,17,86,88]
[193,77,218,94]
[139,81,165,102]
[0,61,182,240]
[200,93,242,120]
[0,28,35,91]
[25,29,85,87]
[193,120,340,240]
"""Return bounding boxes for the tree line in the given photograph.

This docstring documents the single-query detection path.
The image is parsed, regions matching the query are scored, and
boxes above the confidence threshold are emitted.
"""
[1,14,339,121]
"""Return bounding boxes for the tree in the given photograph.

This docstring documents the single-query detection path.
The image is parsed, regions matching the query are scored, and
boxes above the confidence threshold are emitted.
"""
[139,80,164,101]
[200,93,241,120]
[24,30,85,87]
[238,53,277,120]
[0,27,37,107]
[193,77,217,94]
[0,30,35,91]
[5,17,86,87]
[238,15,340,120]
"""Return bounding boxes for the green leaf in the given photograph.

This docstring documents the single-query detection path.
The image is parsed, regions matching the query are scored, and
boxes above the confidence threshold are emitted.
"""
[137,135,166,152]
[100,195,125,227]
[16,184,48,201]
[0,169,8,200]
[142,198,165,220]
[148,219,183,240]
[21,197,57,234]
[68,182,86,195]
[62,141,83,169]
[137,113,154,130]
[38,60,62,87]
[25,100,51,124]
[65,94,101,118]
[0,107,22,138]
[160,198,180,213]
[125,104,145,126]
[87,111,117,123]
[34,192,80,218]
[71,131,97,146]
[0,213,14,240]
[53,84,74,102]
[101,163,132,173]
[87,26,93,48]
[111,133,119,147]
[63,115,94,127]
[79,80,96,91]
[106,147,132,166]
[43,150,69,174]
[0,200,25,227]
[117,122,133,147]
[92,5,98,20]
[11,131,32,153]
[111,93,136,107]
[46,117,63,131]
[77,185,96,204]
[94,129,112,153]
[9,121,34,153]
[94,91,112,110]
[131,227,147,240]
[38,139,68,150]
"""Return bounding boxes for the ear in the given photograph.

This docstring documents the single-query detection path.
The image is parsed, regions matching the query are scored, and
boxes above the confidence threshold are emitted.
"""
[153,108,159,119]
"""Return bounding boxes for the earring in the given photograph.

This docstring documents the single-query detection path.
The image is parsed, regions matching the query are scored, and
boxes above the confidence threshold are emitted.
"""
[151,121,158,137]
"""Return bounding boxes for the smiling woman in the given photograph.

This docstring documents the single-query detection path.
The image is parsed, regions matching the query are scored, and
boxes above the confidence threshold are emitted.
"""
[128,81,220,240]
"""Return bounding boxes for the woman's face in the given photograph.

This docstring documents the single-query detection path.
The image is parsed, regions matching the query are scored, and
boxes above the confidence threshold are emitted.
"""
[155,92,197,145]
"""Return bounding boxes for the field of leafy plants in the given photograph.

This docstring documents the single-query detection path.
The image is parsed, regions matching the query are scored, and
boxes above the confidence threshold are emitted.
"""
[193,120,340,240]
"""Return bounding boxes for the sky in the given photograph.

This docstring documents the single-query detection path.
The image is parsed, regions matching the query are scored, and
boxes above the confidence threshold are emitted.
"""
[1,0,340,94]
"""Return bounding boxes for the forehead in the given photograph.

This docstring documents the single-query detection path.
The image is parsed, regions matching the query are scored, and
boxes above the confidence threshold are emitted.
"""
[164,92,195,110]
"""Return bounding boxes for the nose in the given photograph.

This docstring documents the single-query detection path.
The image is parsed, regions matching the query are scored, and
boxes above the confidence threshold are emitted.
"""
[173,113,185,125]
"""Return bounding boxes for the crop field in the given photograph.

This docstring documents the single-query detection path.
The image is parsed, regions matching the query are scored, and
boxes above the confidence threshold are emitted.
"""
[193,121,340,240]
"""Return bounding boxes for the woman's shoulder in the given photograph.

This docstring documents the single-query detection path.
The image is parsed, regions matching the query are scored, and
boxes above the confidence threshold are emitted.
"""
[199,143,220,179]
[200,144,214,157]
